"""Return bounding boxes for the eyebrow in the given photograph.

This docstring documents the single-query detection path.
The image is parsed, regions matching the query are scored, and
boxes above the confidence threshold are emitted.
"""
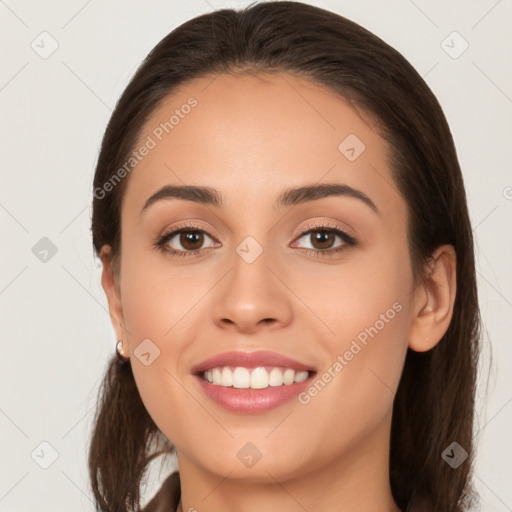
[140,183,380,215]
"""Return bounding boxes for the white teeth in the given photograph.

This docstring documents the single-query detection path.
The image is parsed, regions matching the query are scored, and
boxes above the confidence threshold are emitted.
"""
[221,367,233,386]
[283,368,295,385]
[202,366,310,389]
[294,370,309,383]
[268,367,284,386]
[212,368,222,385]
[233,367,250,389]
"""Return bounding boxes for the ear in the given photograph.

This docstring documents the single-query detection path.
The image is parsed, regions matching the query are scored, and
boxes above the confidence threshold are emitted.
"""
[408,244,457,352]
[99,245,128,351]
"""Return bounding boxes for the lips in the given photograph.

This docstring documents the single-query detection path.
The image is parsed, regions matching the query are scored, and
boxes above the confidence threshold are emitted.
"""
[191,350,316,375]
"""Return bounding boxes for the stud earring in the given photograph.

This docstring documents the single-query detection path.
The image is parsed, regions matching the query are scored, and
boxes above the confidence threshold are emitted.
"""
[116,340,130,365]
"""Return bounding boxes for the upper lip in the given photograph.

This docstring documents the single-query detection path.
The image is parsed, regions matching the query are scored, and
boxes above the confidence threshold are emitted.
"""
[191,350,316,374]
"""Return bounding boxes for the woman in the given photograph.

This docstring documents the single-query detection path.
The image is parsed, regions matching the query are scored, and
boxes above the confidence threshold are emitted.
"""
[88,2,481,511]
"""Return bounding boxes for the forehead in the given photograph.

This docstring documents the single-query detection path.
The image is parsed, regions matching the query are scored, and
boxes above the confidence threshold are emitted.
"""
[122,71,403,220]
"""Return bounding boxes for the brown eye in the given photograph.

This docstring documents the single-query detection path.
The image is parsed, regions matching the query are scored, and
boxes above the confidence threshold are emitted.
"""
[178,231,204,251]
[293,227,349,252]
[158,227,218,254]
[309,230,336,250]
[154,222,223,258]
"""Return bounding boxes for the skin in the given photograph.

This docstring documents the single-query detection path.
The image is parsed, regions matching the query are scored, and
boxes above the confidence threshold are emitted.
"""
[100,71,456,512]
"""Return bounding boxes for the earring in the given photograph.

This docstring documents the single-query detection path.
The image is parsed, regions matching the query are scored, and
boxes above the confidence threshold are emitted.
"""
[116,340,130,365]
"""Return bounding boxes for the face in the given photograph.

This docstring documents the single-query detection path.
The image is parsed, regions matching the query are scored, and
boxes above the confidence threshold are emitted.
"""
[103,71,424,482]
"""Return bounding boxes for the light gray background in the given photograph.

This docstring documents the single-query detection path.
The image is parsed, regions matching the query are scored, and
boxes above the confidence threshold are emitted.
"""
[0,0,511,510]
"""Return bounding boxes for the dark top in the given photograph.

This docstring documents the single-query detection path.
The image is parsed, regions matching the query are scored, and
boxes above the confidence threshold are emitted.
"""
[142,471,181,512]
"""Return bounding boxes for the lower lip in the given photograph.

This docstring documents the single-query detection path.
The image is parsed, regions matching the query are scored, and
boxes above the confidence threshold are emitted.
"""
[194,373,315,414]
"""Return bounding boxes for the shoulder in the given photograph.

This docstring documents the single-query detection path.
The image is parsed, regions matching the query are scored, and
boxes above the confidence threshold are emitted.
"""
[142,471,181,512]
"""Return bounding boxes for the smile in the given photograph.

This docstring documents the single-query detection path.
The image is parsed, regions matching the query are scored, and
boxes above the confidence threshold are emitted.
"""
[201,366,312,389]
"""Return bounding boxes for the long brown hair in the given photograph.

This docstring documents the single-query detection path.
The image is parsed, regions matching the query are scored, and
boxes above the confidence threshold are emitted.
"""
[88,2,482,510]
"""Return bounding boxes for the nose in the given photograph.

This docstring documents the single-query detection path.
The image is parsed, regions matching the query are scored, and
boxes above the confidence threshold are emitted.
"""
[211,247,293,334]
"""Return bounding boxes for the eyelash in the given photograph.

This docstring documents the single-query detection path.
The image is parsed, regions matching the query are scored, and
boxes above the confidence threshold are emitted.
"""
[153,221,358,259]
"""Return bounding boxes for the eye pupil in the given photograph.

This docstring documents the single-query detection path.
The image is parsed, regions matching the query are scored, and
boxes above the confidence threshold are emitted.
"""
[181,231,203,250]
[312,231,334,249]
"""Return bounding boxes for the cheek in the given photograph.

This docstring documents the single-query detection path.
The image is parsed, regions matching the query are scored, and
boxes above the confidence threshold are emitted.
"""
[119,255,206,444]
[119,251,220,435]
[300,247,412,421]
[336,248,411,378]
[120,249,213,343]
[291,241,412,344]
